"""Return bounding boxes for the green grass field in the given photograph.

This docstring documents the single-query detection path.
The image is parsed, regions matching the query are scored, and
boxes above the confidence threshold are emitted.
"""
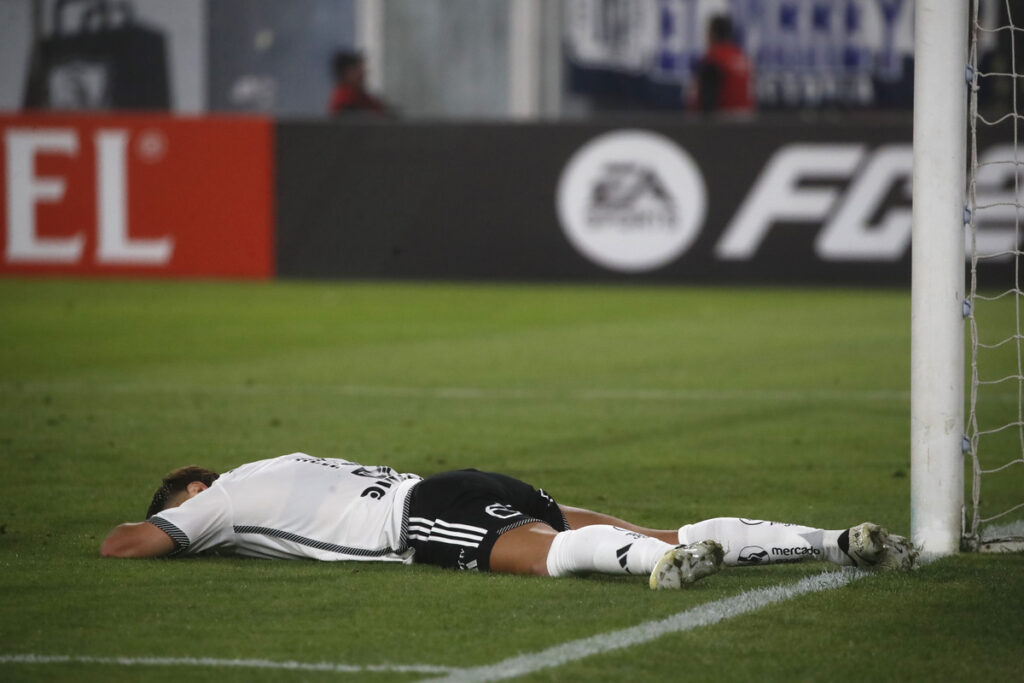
[1,279,1022,682]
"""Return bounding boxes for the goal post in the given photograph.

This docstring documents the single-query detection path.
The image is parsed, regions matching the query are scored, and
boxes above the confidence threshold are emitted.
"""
[910,0,969,557]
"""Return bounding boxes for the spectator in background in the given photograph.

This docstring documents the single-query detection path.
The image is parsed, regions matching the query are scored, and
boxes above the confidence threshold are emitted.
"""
[328,50,390,116]
[694,15,754,115]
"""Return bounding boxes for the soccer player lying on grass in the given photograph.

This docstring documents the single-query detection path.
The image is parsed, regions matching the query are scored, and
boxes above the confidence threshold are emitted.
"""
[101,453,918,589]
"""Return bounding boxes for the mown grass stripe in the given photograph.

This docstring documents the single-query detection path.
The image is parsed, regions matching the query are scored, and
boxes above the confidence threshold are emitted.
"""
[426,569,865,683]
[0,653,455,675]
[0,380,916,403]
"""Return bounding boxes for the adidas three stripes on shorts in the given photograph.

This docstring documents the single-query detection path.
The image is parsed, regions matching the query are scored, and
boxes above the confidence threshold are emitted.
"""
[406,469,570,572]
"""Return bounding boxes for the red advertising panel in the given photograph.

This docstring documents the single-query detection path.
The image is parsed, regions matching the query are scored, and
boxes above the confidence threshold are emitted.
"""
[0,115,273,278]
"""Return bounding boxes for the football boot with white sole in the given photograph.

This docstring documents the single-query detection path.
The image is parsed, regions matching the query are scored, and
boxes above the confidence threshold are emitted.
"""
[846,522,918,570]
[649,540,724,589]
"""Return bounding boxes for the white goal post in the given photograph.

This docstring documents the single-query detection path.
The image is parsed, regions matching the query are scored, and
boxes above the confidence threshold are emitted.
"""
[915,0,1024,556]
[910,0,969,557]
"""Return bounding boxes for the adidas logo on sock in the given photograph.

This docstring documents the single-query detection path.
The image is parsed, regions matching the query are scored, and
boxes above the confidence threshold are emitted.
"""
[616,543,632,573]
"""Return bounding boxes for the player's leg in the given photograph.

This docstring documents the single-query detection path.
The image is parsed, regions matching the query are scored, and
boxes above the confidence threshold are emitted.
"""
[490,521,668,576]
[676,518,850,566]
[556,504,852,569]
[677,518,917,569]
[487,522,557,575]
[558,507,849,568]
[559,505,835,559]
[489,520,723,589]
[481,476,718,582]
[480,475,680,577]
[560,508,915,570]
[559,505,680,544]
[408,471,722,587]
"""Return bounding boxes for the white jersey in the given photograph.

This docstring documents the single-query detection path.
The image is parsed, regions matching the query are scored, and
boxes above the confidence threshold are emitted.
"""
[149,453,422,562]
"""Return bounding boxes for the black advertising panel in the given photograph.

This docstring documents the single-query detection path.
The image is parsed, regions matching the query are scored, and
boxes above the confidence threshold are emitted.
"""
[276,119,1013,286]
[24,0,171,110]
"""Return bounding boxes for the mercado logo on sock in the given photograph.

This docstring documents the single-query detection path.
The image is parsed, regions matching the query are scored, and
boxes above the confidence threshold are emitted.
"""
[555,129,707,273]
[737,545,769,564]
[0,114,274,278]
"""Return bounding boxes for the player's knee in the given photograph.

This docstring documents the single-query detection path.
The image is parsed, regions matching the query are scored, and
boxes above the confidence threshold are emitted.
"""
[489,523,557,575]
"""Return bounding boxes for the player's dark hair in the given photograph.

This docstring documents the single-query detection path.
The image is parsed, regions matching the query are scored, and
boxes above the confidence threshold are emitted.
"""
[332,50,364,80]
[146,466,219,519]
[709,15,734,43]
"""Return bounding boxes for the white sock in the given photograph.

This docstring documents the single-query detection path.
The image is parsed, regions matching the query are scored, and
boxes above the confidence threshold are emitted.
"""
[545,525,673,577]
[678,517,852,566]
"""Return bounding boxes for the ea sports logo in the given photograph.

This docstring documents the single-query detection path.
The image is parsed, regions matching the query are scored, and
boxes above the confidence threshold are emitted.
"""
[556,130,707,273]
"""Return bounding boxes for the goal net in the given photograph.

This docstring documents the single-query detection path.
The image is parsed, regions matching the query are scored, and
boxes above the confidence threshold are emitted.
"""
[965,0,1024,552]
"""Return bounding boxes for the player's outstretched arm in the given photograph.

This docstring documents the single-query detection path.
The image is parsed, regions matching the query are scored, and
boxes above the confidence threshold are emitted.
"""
[100,522,175,558]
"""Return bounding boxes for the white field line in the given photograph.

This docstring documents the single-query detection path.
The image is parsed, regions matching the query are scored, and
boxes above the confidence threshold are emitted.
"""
[423,568,866,683]
[0,380,914,403]
[0,653,455,675]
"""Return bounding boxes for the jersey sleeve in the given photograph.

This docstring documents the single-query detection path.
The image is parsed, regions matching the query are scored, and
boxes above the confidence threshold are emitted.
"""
[149,485,232,555]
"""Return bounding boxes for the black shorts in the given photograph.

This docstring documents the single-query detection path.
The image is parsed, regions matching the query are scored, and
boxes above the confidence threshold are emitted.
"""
[406,469,569,572]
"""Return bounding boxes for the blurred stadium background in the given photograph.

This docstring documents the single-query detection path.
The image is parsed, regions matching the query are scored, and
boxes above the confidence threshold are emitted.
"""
[2,1,1023,681]
[0,0,929,118]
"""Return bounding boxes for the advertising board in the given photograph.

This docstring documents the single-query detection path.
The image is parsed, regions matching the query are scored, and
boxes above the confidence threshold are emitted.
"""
[1,114,273,278]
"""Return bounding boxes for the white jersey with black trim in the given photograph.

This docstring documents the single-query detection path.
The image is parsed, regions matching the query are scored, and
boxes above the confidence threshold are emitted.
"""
[149,453,422,562]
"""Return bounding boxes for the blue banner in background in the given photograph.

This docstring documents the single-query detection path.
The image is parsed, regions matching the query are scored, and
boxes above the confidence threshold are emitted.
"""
[564,0,916,110]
